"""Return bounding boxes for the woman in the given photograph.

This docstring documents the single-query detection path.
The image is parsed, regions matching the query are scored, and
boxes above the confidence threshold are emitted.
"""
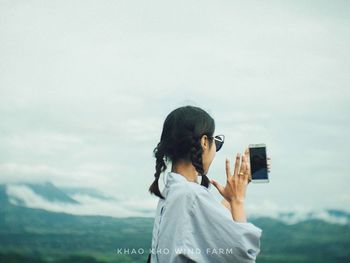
[148,105,271,263]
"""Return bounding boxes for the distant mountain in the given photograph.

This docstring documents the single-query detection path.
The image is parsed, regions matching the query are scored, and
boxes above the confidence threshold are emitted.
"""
[4,182,115,204]
[18,181,79,204]
[0,189,349,263]
[0,185,8,206]
[254,209,350,225]
[59,186,116,201]
[0,186,153,263]
[1,182,153,218]
[327,209,350,221]
[1,182,350,226]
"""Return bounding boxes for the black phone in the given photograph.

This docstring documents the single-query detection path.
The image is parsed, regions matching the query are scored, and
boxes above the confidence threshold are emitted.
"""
[249,144,269,183]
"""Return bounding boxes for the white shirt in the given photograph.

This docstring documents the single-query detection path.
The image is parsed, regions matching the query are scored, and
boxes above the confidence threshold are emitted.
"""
[150,171,262,263]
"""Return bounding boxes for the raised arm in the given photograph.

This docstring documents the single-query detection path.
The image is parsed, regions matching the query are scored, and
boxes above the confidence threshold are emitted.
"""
[221,198,247,223]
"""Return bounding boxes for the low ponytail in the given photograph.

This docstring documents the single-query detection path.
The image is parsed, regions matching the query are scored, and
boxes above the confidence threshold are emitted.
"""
[148,143,166,199]
[190,135,210,188]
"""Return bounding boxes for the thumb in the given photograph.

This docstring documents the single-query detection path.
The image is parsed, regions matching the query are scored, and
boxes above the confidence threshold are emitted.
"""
[210,179,224,195]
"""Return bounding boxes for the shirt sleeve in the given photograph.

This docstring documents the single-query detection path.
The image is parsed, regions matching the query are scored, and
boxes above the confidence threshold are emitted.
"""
[180,189,263,263]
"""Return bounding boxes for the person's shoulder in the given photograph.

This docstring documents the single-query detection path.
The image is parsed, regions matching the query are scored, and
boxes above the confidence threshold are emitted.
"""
[185,181,212,198]
[169,180,210,204]
[184,182,221,212]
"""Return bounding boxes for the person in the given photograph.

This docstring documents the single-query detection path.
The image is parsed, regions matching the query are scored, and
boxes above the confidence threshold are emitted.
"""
[147,105,271,263]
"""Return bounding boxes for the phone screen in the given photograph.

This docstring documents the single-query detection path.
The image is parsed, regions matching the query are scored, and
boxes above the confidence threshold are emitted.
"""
[249,146,268,180]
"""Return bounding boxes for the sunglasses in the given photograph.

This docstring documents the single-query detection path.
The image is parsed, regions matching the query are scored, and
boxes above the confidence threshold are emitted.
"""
[209,134,225,152]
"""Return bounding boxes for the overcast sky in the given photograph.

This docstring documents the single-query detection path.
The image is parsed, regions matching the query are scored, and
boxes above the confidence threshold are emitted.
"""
[1,0,349,218]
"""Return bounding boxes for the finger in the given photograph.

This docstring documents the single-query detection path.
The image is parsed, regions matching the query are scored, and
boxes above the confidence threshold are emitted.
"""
[245,155,250,174]
[225,158,231,180]
[244,148,251,167]
[241,155,247,173]
[233,153,241,179]
[237,155,246,182]
[210,179,225,195]
[242,156,249,180]
[244,148,249,157]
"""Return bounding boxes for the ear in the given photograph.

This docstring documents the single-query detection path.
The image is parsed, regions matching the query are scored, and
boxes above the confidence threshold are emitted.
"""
[200,135,209,150]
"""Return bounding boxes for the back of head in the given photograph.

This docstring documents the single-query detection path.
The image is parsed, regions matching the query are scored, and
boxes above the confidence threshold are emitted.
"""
[148,105,215,199]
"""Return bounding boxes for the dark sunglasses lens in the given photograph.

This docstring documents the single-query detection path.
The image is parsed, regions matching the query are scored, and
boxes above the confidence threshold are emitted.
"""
[215,137,224,151]
[216,141,223,152]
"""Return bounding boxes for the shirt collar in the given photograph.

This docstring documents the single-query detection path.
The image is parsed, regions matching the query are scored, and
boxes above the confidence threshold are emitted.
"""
[165,171,199,188]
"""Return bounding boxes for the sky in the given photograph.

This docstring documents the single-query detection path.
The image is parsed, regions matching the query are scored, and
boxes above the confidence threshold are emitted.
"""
[0,0,349,219]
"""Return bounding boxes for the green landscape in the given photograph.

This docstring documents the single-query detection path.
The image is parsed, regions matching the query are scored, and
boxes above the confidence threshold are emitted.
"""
[1,184,349,263]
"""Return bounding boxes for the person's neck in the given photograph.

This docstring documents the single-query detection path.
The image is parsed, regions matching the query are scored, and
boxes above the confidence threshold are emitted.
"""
[171,160,199,184]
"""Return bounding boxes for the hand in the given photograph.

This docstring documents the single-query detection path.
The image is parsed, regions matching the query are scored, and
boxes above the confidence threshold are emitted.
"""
[210,152,250,204]
[267,156,272,173]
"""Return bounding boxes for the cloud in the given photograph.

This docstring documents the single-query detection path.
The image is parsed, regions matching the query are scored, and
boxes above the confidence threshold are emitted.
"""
[0,0,349,219]
[0,162,130,196]
[6,184,157,217]
[3,132,83,154]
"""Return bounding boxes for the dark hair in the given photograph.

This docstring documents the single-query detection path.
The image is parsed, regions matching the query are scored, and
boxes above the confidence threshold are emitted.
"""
[148,105,215,199]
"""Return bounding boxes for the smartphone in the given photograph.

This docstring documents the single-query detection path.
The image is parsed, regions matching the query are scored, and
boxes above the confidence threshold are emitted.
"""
[249,144,269,183]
